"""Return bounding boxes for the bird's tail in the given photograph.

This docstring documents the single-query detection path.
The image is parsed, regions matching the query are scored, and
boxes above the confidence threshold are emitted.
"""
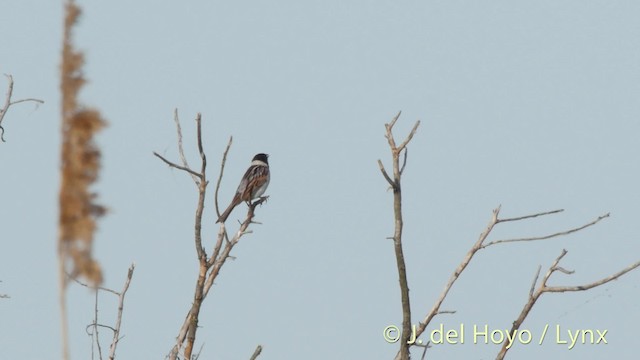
[216,198,240,223]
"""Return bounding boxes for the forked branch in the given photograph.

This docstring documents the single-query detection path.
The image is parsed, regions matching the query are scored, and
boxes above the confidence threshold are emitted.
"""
[0,74,45,142]
[108,264,135,360]
[482,213,610,248]
[157,111,266,360]
[378,111,420,360]
[411,206,628,358]
[72,264,135,360]
[496,250,640,359]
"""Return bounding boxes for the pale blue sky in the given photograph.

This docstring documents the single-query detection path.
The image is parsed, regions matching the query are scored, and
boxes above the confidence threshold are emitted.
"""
[1,1,639,359]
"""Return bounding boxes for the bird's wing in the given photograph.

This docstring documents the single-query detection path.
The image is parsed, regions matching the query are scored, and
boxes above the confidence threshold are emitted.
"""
[238,165,269,201]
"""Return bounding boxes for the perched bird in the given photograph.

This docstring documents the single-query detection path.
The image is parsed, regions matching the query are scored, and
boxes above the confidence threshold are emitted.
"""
[216,153,270,223]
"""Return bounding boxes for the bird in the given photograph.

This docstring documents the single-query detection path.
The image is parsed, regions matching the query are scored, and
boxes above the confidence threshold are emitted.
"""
[216,153,270,223]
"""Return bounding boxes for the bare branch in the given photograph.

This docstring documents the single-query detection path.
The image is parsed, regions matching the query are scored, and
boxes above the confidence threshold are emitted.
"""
[192,115,209,263]
[545,249,568,274]
[419,341,430,360]
[166,113,211,360]
[81,264,135,360]
[0,74,45,142]
[165,114,268,360]
[193,343,205,360]
[67,271,120,295]
[436,310,456,315]
[399,148,408,175]
[9,98,44,106]
[89,324,117,333]
[214,136,233,218]
[375,113,632,360]
[482,213,609,248]
[208,219,226,268]
[397,120,421,153]
[388,110,402,130]
[382,111,421,156]
[92,290,103,360]
[173,109,187,166]
[496,250,640,359]
[377,159,395,188]
[380,112,421,360]
[528,266,541,300]
[195,113,207,175]
[249,345,263,360]
[413,206,613,355]
[204,196,269,295]
[153,151,203,179]
[173,109,199,184]
[154,112,207,183]
[545,259,640,293]
[413,206,501,341]
[553,266,574,275]
[497,208,564,223]
[108,263,135,360]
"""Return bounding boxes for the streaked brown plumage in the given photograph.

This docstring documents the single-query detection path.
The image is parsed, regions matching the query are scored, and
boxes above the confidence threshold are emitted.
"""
[217,153,270,223]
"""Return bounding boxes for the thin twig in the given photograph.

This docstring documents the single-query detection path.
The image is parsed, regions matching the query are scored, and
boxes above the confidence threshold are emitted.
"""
[545,259,640,293]
[193,343,205,360]
[249,345,263,360]
[419,341,431,360]
[0,74,44,142]
[82,264,135,360]
[195,113,207,177]
[154,152,203,179]
[377,160,395,188]
[413,206,612,351]
[497,209,564,223]
[388,110,401,129]
[93,289,103,360]
[108,263,135,360]
[396,120,421,153]
[208,221,226,268]
[91,324,117,332]
[214,136,233,219]
[192,116,208,262]
[553,266,574,275]
[9,98,44,106]
[496,251,640,359]
[436,310,456,315]
[173,109,198,184]
[399,148,408,175]
[66,271,120,295]
[528,266,541,300]
[482,213,609,248]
